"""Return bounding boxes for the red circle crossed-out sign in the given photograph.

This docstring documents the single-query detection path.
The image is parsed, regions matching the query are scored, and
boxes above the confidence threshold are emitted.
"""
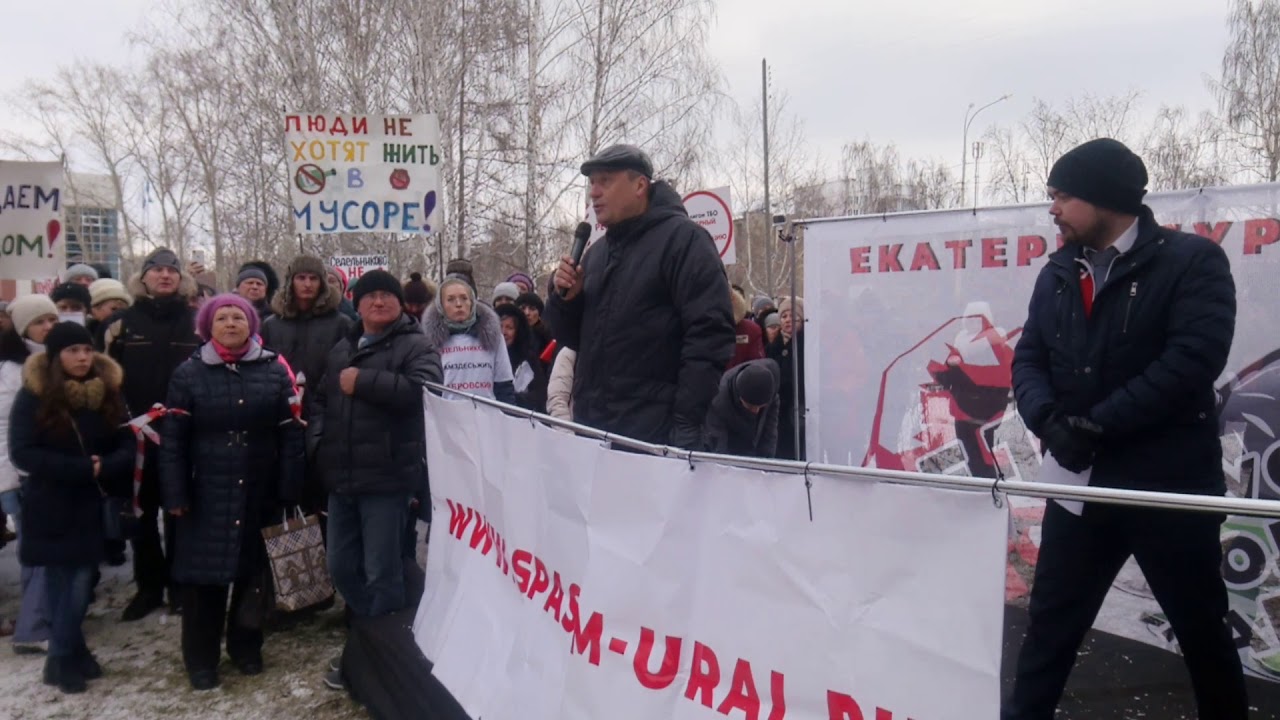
[682,190,734,259]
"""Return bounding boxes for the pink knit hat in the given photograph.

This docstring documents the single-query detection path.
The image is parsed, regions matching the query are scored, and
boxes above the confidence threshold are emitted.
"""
[195,293,260,341]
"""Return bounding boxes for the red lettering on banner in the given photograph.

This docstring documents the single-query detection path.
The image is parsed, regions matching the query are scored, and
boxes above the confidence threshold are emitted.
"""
[767,671,787,720]
[877,244,905,272]
[527,557,550,599]
[828,690,864,719]
[850,246,871,274]
[945,239,972,269]
[543,572,565,621]
[716,659,762,718]
[685,642,721,707]
[447,500,472,539]
[568,609,604,666]
[512,550,533,594]
[561,583,582,633]
[469,512,492,554]
[1193,221,1232,245]
[908,242,940,271]
[1244,218,1280,255]
[827,691,913,720]
[1016,235,1047,266]
[633,627,682,690]
[981,237,1008,268]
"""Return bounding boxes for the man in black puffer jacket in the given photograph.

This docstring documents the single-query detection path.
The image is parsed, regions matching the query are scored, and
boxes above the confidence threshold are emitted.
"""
[1004,139,1245,720]
[547,144,735,449]
[261,255,354,526]
[104,247,202,621]
[309,271,441,626]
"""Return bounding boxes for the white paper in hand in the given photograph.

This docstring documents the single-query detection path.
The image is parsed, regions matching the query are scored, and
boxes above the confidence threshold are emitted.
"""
[1039,451,1090,516]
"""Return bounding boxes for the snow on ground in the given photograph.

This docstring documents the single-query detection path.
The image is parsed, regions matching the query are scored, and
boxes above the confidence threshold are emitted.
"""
[0,544,370,720]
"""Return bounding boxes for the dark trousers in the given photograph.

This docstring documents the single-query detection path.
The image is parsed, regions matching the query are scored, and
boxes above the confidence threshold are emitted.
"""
[45,565,94,659]
[327,492,409,618]
[1003,501,1248,720]
[180,582,263,674]
[131,455,173,599]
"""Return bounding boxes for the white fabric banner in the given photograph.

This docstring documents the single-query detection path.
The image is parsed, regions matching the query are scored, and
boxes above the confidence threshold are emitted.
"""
[414,393,1008,719]
[285,113,441,235]
[0,161,66,281]
[803,183,1280,676]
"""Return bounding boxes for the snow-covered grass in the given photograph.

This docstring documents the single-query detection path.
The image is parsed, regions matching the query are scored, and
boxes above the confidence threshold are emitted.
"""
[0,550,369,720]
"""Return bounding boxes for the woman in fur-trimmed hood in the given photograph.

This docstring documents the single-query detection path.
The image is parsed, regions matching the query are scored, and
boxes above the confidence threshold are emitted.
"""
[421,274,516,404]
[8,322,133,693]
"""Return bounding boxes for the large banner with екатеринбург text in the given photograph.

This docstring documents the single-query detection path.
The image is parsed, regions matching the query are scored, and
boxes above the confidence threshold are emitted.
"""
[412,392,1008,719]
[803,183,1280,678]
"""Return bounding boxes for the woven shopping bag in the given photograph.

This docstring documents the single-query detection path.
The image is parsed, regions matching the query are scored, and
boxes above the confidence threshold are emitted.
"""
[261,509,335,612]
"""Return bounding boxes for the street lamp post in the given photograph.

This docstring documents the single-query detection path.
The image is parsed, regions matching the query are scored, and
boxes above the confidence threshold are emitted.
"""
[960,93,1012,204]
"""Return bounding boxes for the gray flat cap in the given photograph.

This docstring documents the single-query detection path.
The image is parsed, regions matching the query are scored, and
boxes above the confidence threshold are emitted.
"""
[580,143,654,178]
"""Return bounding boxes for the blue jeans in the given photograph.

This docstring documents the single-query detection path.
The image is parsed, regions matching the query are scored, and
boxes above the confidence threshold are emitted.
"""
[0,489,50,644]
[44,565,94,659]
[327,493,409,618]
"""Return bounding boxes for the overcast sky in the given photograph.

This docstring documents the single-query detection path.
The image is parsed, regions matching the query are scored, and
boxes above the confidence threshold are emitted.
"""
[1,0,1233,179]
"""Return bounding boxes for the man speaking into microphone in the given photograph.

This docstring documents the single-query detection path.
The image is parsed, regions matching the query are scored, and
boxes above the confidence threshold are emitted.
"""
[546,143,734,449]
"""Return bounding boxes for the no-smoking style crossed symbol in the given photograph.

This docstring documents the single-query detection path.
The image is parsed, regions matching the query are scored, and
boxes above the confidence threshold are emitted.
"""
[295,164,336,195]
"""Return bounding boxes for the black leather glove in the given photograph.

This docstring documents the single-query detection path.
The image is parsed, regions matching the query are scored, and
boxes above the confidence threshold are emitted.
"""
[1040,413,1102,473]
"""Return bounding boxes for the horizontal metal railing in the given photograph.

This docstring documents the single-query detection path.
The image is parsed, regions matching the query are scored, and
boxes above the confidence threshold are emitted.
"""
[426,382,1280,519]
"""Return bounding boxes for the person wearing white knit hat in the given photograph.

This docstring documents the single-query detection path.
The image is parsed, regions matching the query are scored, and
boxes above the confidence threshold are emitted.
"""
[88,279,132,322]
[7,295,59,352]
[62,263,99,287]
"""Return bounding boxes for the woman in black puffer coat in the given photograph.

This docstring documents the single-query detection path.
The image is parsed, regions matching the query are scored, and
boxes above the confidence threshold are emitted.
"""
[7,322,133,694]
[160,294,304,691]
[496,304,549,413]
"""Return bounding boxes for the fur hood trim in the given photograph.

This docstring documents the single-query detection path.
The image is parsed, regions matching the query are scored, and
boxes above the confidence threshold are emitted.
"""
[421,301,504,354]
[731,289,748,321]
[22,352,123,397]
[270,277,344,319]
[127,270,198,301]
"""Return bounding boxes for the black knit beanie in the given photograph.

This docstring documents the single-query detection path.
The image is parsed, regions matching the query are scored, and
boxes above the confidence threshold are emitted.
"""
[351,269,404,308]
[50,282,92,308]
[1047,138,1148,215]
[733,362,777,406]
[403,272,433,305]
[44,322,94,360]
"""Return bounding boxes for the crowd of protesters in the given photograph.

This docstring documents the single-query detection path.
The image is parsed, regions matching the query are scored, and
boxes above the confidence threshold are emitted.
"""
[0,143,803,698]
[1,136,1248,719]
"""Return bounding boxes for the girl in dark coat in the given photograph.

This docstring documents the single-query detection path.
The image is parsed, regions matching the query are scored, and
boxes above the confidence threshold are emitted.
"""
[7,322,133,694]
[160,294,304,691]
[496,304,550,413]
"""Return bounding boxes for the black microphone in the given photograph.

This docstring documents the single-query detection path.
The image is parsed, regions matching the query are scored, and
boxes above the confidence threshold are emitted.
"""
[560,222,592,298]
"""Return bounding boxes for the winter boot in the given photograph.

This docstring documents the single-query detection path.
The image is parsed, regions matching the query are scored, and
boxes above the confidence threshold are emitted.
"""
[121,591,164,622]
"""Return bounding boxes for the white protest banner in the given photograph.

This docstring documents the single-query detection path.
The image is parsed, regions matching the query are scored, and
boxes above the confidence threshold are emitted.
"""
[683,186,736,265]
[0,161,66,280]
[285,113,441,235]
[327,254,388,300]
[414,393,1007,719]
[803,183,1280,676]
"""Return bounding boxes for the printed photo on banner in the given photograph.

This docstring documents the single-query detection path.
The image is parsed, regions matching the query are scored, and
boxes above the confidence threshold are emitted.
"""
[0,160,66,281]
[803,183,1280,680]
[286,113,441,235]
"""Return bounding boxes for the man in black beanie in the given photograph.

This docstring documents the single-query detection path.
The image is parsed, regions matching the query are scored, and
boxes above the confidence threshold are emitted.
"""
[702,358,780,458]
[308,266,440,690]
[104,246,201,620]
[1005,139,1245,719]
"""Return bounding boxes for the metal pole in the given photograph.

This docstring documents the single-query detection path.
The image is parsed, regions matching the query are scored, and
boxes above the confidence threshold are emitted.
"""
[961,94,1011,206]
[972,141,984,208]
[960,103,973,205]
[761,58,773,294]
[787,229,801,460]
[424,381,1280,519]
